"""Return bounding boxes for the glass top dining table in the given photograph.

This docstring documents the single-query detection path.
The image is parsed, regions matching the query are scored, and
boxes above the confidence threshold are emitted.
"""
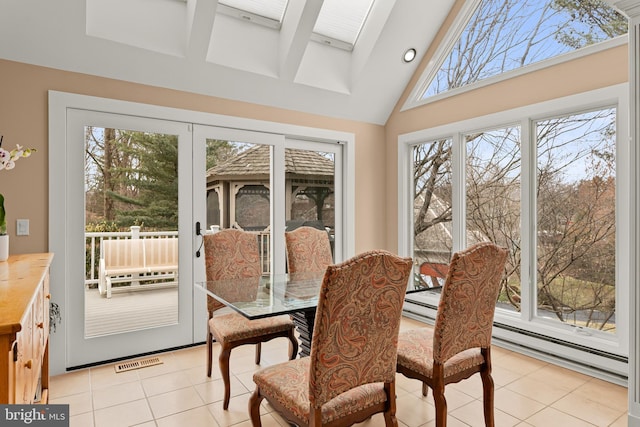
[195,271,327,319]
[195,270,436,356]
[195,272,327,356]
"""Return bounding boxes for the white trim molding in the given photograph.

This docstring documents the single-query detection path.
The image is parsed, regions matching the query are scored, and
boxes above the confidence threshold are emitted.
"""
[612,0,640,424]
[610,0,640,18]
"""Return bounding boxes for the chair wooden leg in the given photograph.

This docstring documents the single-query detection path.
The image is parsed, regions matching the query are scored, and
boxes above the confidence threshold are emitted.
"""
[248,387,264,427]
[219,345,232,410]
[481,347,495,427]
[480,370,495,427]
[433,386,447,427]
[383,411,399,427]
[432,369,447,427]
[383,382,399,427]
[207,331,213,377]
[255,343,262,364]
[310,407,322,427]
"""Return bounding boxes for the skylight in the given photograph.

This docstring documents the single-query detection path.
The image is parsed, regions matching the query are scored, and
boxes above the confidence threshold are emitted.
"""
[312,0,375,51]
[218,0,288,27]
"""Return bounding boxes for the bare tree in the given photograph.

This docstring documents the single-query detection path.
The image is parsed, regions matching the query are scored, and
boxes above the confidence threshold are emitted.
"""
[535,110,616,329]
[465,128,522,307]
[426,0,626,98]
[413,140,452,236]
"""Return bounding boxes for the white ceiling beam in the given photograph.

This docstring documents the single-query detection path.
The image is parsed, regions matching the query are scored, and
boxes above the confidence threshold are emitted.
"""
[349,0,396,86]
[0,0,456,124]
[278,0,324,81]
[186,0,219,61]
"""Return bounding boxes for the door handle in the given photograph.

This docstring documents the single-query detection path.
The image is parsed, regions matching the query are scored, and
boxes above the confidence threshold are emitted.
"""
[195,221,203,258]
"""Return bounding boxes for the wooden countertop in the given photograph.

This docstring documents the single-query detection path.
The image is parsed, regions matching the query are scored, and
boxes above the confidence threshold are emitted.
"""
[0,253,54,336]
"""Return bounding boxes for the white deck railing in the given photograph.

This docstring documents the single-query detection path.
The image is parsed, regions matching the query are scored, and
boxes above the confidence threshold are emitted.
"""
[85,226,271,287]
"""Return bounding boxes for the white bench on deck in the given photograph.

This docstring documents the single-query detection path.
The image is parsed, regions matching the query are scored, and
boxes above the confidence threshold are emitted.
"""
[99,237,179,298]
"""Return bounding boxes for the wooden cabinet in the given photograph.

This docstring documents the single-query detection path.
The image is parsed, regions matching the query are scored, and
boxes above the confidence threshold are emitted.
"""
[0,253,54,404]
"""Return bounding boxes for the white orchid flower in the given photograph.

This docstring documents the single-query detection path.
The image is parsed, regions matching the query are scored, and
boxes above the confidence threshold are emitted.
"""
[0,141,36,236]
[10,145,25,160]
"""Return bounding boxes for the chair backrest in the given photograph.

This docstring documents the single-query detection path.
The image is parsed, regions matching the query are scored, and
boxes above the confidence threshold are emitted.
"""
[285,226,333,274]
[203,229,261,313]
[308,250,413,408]
[433,242,508,364]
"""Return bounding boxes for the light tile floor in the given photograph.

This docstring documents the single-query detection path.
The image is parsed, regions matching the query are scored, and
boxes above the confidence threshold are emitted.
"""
[50,317,629,427]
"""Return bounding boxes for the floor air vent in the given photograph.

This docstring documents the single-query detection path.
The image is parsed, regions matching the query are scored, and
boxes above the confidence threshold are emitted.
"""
[115,357,163,373]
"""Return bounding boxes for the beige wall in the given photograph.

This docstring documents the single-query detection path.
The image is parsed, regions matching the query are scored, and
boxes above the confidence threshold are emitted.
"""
[0,34,628,259]
[384,29,629,253]
[0,59,386,257]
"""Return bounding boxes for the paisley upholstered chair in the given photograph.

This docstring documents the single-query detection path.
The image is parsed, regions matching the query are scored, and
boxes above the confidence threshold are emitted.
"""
[396,242,508,427]
[285,226,333,274]
[249,250,413,427]
[203,229,298,410]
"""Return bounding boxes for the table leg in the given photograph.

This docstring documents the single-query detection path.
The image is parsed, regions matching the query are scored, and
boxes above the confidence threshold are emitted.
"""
[291,309,316,357]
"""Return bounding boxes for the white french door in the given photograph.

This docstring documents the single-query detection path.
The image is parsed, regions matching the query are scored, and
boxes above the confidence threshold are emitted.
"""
[190,126,344,276]
[190,128,345,341]
[49,91,352,373]
[62,109,195,368]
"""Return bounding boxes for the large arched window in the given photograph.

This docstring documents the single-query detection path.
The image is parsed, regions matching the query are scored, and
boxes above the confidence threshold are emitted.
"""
[405,0,627,107]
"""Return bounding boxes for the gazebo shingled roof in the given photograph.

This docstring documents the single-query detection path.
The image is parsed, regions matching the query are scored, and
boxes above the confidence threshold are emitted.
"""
[207,145,334,180]
[205,144,335,231]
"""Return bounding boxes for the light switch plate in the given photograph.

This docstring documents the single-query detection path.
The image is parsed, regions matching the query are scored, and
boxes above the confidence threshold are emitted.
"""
[16,219,29,236]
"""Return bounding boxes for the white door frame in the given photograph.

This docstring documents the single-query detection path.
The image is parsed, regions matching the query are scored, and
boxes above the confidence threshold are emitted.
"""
[49,91,355,374]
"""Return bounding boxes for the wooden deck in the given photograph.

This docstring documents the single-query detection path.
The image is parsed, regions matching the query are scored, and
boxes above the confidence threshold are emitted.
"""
[84,286,178,338]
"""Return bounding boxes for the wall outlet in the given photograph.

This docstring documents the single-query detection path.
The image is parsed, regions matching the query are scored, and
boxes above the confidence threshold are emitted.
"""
[17,219,29,236]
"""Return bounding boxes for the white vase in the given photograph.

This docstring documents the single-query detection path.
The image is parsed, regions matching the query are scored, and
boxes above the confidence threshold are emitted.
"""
[0,235,8,262]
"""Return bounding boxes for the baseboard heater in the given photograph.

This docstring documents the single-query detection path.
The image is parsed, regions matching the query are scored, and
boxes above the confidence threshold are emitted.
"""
[403,299,628,387]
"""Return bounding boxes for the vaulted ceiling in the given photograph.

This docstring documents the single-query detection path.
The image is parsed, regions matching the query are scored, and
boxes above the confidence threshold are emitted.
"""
[0,0,456,125]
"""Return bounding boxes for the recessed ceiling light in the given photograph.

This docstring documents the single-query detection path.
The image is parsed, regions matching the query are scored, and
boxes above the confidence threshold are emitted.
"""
[403,48,417,63]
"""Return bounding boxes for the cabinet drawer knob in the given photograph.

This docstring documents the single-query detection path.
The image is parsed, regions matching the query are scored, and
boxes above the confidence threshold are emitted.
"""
[25,360,32,369]
[37,322,44,329]
[46,294,51,299]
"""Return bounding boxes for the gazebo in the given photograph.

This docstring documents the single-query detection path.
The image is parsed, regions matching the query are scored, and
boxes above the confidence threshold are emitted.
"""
[206,145,335,232]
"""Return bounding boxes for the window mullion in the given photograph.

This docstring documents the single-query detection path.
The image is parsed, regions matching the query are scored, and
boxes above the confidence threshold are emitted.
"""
[272,141,287,275]
[520,118,534,321]
[452,132,465,252]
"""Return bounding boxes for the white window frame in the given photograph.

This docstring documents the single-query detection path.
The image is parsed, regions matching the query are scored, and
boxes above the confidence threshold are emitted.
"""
[398,83,630,379]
